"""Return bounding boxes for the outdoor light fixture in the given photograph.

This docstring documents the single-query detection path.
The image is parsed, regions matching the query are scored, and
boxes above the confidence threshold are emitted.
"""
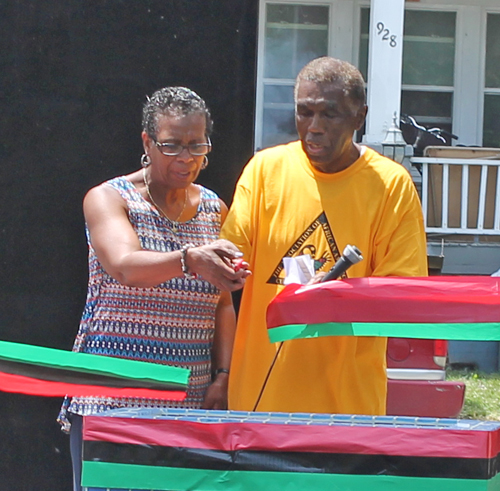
[382,112,408,164]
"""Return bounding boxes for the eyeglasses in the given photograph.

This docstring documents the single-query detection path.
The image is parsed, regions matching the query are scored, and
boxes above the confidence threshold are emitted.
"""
[154,137,212,156]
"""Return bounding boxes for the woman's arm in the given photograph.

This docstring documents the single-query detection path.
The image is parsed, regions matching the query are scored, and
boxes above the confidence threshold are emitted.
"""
[84,184,246,291]
[202,290,236,409]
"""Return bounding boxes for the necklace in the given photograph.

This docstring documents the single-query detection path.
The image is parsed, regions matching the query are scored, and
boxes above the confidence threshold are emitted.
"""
[142,167,188,234]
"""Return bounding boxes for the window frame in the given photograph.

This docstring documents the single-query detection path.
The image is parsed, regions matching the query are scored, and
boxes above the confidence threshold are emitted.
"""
[255,0,356,151]
[479,9,500,147]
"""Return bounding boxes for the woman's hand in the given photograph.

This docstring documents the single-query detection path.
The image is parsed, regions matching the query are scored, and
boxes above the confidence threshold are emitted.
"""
[186,239,251,292]
[201,372,229,410]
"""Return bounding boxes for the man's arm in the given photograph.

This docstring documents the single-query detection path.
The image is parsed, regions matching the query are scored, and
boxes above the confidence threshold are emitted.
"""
[220,158,261,260]
[371,177,428,277]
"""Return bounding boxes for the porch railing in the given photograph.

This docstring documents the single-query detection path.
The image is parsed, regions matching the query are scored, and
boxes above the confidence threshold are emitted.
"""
[411,157,500,235]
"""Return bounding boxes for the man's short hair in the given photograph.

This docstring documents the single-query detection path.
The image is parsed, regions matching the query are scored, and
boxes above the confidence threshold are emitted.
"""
[295,57,366,111]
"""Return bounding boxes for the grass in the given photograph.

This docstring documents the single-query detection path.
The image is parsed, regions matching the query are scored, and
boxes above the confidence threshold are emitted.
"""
[447,368,500,420]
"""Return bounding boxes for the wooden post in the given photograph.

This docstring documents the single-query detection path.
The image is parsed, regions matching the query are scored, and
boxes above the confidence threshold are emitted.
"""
[363,0,405,145]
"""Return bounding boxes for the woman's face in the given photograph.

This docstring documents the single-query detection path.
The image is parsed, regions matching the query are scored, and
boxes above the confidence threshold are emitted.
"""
[142,112,208,190]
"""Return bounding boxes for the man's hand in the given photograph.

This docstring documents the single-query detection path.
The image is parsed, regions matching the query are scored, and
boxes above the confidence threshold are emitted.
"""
[186,239,251,292]
[306,271,327,285]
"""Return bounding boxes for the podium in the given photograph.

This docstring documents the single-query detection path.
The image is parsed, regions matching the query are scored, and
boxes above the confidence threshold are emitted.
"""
[82,407,500,491]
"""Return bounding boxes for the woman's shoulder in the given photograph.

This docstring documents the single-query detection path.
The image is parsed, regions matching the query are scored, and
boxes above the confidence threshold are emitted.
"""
[197,184,219,200]
[83,175,145,219]
[99,172,144,201]
[197,184,221,213]
[104,174,138,192]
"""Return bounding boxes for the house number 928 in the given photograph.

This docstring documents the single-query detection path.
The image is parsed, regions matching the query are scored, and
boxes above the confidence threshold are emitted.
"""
[377,22,397,47]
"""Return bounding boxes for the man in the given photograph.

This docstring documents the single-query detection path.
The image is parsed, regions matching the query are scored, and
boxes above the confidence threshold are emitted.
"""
[221,57,427,415]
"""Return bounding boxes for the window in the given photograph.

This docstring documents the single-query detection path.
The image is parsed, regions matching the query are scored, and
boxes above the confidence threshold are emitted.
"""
[360,8,456,137]
[483,13,500,148]
[256,3,330,149]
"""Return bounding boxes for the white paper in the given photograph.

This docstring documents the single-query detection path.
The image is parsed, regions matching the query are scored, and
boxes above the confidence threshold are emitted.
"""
[283,255,315,285]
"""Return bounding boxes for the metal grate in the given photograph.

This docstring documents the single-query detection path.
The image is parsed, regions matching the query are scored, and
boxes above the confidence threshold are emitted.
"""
[97,407,497,430]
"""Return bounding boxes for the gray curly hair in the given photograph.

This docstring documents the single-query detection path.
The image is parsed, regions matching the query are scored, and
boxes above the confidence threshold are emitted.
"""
[295,57,366,112]
[142,86,213,139]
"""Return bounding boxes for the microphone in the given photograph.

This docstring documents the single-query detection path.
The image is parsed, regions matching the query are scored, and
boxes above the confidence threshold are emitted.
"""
[321,245,363,282]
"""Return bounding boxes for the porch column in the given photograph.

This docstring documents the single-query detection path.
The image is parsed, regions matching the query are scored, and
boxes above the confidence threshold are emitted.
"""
[363,0,405,144]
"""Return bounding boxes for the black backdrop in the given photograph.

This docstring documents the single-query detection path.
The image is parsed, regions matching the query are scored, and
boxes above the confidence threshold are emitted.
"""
[0,1,257,489]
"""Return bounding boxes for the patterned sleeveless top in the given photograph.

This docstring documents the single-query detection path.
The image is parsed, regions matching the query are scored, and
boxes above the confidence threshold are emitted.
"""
[58,176,221,431]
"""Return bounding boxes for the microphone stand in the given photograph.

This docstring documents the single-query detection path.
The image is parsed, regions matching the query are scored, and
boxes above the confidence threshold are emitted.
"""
[252,245,363,411]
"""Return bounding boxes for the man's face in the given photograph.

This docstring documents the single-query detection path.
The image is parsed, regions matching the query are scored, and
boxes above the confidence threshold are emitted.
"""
[295,80,367,173]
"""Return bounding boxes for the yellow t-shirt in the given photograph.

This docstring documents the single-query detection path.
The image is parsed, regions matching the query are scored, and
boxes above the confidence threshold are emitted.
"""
[221,141,427,415]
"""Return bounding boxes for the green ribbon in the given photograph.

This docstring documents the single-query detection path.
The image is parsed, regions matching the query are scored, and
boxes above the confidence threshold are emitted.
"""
[0,340,189,387]
[82,461,499,491]
[268,322,500,344]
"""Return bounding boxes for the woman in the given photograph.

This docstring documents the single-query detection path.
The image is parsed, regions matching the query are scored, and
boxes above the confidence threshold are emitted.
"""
[58,87,248,490]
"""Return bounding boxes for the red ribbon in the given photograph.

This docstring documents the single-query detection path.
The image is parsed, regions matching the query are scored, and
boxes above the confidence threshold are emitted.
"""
[0,372,186,400]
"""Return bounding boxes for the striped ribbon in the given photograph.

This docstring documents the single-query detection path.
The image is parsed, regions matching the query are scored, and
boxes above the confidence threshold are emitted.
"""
[0,340,189,399]
[267,276,500,342]
[81,409,500,491]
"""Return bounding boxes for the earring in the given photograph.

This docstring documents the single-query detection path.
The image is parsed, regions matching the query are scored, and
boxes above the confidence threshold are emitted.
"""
[201,156,209,170]
[141,154,151,168]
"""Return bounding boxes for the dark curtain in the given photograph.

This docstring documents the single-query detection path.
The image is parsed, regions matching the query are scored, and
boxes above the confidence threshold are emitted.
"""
[0,1,258,489]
